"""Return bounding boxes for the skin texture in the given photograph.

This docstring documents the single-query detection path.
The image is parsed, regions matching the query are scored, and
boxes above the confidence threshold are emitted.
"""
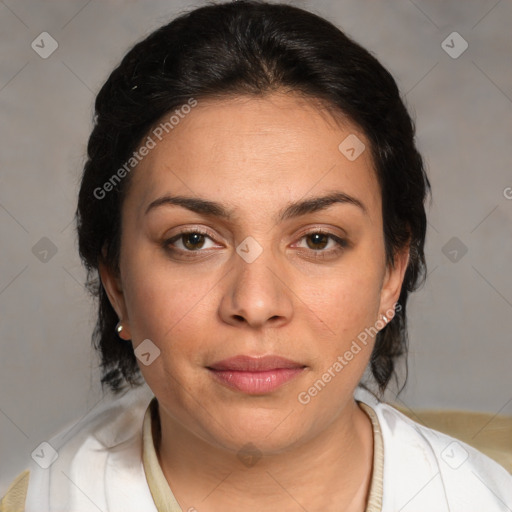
[100,92,409,511]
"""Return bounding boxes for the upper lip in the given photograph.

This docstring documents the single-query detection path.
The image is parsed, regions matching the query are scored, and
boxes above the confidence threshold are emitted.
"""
[207,355,306,371]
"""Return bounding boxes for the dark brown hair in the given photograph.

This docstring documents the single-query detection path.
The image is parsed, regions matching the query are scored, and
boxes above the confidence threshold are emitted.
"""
[75,0,431,396]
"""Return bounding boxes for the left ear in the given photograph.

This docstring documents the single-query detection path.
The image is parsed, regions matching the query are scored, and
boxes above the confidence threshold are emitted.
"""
[379,244,410,319]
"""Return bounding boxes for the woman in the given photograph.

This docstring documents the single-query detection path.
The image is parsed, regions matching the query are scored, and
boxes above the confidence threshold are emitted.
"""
[2,1,511,511]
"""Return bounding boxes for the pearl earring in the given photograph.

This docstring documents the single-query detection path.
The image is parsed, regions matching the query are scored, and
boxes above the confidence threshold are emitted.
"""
[116,321,123,334]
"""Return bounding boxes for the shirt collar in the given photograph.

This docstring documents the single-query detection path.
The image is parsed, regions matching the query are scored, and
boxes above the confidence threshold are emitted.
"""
[142,396,384,512]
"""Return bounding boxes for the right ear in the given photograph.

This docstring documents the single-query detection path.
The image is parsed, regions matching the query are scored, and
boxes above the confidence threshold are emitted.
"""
[98,248,131,338]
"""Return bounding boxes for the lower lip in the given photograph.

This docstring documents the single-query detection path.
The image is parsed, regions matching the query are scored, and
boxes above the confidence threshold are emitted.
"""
[208,367,305,394]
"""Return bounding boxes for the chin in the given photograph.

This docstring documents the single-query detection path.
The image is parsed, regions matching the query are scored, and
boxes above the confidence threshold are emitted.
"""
[198,407,305,453]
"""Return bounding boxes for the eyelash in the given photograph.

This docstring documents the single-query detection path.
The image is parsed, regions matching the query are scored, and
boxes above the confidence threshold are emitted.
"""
[163,228,348,260]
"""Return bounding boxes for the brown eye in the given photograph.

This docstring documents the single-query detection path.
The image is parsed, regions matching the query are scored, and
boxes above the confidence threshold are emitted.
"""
[164,229,216,253]
[181,233,206,250]
[305,232,329,250]
[297,231,347,252]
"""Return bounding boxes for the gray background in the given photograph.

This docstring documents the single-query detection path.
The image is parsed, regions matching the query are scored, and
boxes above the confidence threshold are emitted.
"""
[1,0,511,495]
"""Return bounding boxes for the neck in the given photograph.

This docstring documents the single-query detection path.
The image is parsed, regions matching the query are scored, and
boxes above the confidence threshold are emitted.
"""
[155,398,374,512]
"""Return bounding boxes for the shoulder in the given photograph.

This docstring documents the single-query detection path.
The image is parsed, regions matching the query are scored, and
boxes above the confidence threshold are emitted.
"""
[2,384,156,512]
[356,387,512,512]
[0,470,30,512]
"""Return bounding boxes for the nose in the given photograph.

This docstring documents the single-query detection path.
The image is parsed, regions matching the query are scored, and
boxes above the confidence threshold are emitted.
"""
[218,243,294,329]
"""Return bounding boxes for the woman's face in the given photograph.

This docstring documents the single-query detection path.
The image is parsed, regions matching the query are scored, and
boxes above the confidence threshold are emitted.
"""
[100,92,408,453]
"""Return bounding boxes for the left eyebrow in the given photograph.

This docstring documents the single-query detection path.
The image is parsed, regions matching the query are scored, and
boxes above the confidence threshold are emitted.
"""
[278,191,368,220]
[144,190,368,221]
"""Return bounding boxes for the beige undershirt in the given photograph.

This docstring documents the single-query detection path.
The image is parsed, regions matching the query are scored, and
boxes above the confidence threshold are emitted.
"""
[142,398,384,512]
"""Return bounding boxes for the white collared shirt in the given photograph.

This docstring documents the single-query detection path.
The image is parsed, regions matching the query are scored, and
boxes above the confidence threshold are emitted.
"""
[2,384,511,512]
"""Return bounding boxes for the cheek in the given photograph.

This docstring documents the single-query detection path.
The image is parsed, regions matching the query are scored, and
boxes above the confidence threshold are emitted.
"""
[121,249,218,350]
[299,259,383,340]
[130,282,211,343]
[121,263,215,401]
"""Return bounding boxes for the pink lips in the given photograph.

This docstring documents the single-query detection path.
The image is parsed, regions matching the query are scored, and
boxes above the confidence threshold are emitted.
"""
[207,355,306,394]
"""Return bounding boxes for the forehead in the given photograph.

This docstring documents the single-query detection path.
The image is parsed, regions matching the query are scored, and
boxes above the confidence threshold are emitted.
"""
[125,92,381,223]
